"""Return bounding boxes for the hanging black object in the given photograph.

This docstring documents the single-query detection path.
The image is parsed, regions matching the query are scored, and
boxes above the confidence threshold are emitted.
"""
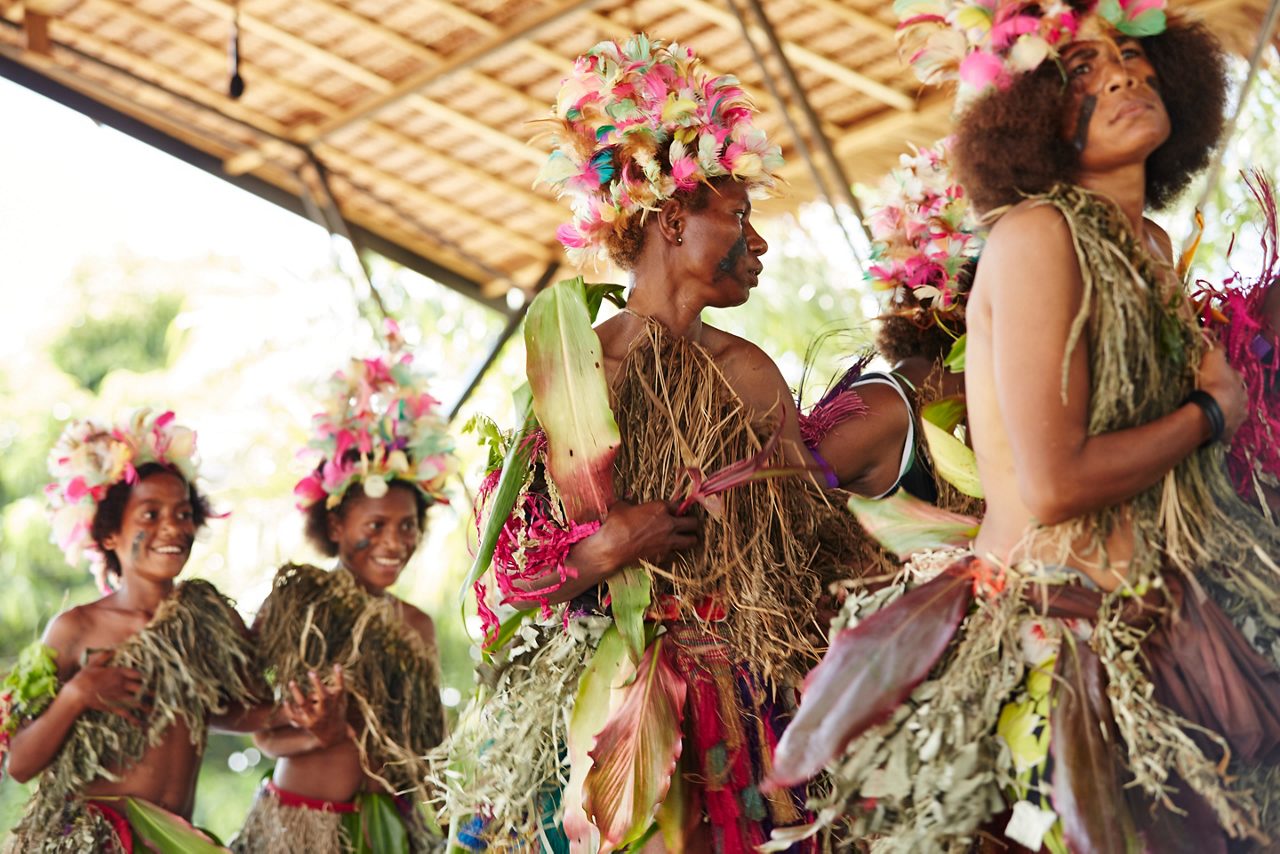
[228,3,246,99]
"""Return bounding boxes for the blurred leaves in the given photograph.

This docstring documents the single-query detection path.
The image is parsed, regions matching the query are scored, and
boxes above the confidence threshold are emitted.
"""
[49,293,182,393]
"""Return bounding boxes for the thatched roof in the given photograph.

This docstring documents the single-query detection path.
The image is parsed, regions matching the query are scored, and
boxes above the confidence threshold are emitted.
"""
[1,0,1273,307]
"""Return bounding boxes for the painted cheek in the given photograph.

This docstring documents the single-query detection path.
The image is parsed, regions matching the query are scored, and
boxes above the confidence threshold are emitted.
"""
[1072,94,1097,153]
[131,531,146,562]
[353,538,372,552]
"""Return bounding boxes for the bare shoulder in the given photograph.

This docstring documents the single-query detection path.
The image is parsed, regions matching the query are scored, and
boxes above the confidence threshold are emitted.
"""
[393,598,437,650]
[986,200,1074,252]
[702,325,794,411]
[41,603,97,674]
[978,201,1080,300]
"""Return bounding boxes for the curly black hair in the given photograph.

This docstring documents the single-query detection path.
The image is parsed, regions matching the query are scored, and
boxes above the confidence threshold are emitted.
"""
[90,462,211,578]
[952,16,1228,213]
[303,479,430,558]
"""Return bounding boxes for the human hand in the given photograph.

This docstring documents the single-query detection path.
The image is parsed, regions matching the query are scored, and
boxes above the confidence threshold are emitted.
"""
[65,650,145,726]
[1197,344,1248,443]
[282,665,353,749]
[598,500,700,572]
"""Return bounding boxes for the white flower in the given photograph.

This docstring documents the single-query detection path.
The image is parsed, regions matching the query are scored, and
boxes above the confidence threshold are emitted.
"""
[1005,800,1058,849]
[361,476,388,499]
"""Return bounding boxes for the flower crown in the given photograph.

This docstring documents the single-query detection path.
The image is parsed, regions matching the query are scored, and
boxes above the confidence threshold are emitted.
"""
[894,0,1168,99]
[536,34,785,266]
[45,409,200,568]
[866,138,984,315]
[293,322,457,512]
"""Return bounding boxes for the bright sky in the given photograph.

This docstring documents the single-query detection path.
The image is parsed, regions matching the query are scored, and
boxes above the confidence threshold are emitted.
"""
[0,76,333,359]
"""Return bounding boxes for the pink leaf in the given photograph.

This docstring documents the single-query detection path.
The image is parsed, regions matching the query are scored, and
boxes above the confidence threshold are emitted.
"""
[767,561,977,788]
[584,638,688,852]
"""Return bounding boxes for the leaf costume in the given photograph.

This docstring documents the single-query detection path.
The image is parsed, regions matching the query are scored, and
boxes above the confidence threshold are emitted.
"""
[770,186,1280,852]
[233,564,446,854]
[436,311,890,852]
[2,580,264,853]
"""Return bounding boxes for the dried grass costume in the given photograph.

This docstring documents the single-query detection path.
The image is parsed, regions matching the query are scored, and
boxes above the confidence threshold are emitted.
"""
[771,186,1280,852]
[436,318,890,852]
[233,563,445,854]
[1,580,263,853]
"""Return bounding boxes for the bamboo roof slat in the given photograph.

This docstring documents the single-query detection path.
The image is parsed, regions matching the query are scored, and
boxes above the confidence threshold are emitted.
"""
[1,0,1268,306]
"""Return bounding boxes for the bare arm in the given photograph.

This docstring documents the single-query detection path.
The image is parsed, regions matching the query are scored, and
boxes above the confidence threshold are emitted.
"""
[814,381,913,497]
[504,500,699,608]
[6,612,143,783]
[984,205,1245,525]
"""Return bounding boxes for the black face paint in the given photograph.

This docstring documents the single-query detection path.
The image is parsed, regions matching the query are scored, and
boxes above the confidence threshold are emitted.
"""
[131,531,146,563]
[1146,74,1159,93]
[353,538,372,551]
[1072,94,1097,153]
[716,235,748,275]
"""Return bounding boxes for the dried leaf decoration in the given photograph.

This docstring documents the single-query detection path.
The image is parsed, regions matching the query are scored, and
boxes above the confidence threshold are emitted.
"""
[584,636,687,852]
[525,276,621,523]
[767,560,977,788]
[848,490,980,558]
[1050,634,1139,854]
[920,396,984,498]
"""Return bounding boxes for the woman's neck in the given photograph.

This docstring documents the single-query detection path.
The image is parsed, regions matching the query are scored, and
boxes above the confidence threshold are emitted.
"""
[624,278,705,342]
[1077,162,1148,233]
[113,575,176,614]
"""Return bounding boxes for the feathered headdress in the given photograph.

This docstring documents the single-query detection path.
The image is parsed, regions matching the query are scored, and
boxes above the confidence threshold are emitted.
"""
[536,34,785,265]
[894,0,1168,99]
[293,321,457,512]
[866,138,983,315]
[46,409,201,568]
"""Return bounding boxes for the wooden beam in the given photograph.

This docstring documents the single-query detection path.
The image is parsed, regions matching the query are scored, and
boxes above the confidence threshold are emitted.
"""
[318,144,555,260]
[338,192,523,292]
[679,0,915,110]
[307,0,606,144]
[21,8,48,53]
[802,0,895,39]
[86,0,340,117]
[56,19,295,136]
[357,121,566,222]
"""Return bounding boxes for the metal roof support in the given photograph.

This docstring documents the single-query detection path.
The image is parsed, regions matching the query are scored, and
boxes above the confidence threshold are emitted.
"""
[732,0,874,256]
[446,260,560,421]
[723,0,864,269]
[301,148,391,323]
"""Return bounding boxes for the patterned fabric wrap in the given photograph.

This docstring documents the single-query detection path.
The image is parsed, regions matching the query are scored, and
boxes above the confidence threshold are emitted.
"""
[664,622,814,853]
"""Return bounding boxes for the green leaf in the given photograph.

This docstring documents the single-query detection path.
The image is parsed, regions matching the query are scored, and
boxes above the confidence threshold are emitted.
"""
[848,491,980,558]
[607,567,652,664]
[584,637,687,852]
[525,276,621,522]
[483,607,537,658]
[343,793,410,854]
[564,626,632,851]
[920,397,984,499]
[116,796,228,854]
[458,383,536,606]
[943,332,967,373]
[584,282,627,318]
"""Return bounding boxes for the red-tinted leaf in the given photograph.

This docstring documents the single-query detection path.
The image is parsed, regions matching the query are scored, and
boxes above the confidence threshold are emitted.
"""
[767,562,977,788]
[584,637,687,852]
[1050,635,1138,854]
[525,277,620,522]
